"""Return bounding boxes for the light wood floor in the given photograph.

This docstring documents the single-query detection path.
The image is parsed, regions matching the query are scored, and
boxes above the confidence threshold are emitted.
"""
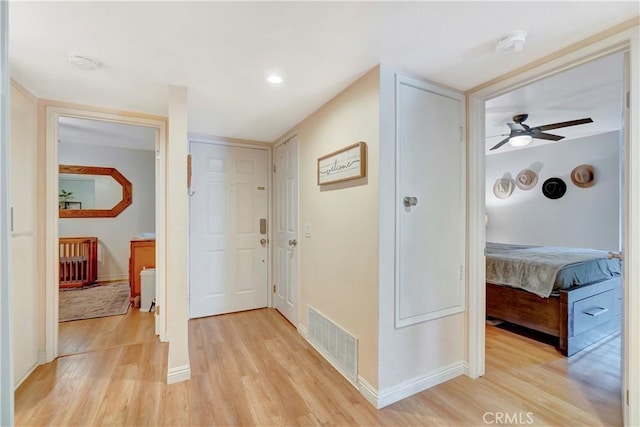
[58,304,156,356]
[17,308,621,426]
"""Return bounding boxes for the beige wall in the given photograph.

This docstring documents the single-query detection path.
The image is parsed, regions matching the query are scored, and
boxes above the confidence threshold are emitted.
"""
[10,81,39,386]
[297,67,380,388]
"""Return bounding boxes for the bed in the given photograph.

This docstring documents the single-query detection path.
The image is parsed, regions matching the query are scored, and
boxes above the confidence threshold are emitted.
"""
[485,242,622,356]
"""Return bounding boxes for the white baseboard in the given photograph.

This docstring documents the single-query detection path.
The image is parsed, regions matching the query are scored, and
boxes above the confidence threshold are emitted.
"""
[37,351,46,365]
[167,364,191,384]
[357,376,380,408]
[373,361,467,409]
[14,362,38,390]
[297,323,307,337]
[300,323,466,409]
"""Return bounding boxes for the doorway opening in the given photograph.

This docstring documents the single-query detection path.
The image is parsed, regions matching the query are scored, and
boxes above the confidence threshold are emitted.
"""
[43,105,167,362]
[482,51,625,424]
[56,116,158,356]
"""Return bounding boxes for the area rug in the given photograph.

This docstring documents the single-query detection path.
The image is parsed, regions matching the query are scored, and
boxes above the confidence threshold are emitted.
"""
[59,282,131,322]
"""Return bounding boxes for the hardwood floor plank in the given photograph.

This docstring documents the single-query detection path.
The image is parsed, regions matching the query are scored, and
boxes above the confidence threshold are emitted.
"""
[16,308,621,426]
[58,307,156,356]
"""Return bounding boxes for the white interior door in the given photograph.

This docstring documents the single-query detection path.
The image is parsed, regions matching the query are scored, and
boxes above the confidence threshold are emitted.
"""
[274,137,298,325]
[189,142,269,318]
[9,84,38,387]
[396,75,465,327]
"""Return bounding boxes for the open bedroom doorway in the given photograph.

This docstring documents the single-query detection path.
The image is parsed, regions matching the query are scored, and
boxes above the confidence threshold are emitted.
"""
[482,51,625,425]
[42,105,167,363]
[56,116,159,356]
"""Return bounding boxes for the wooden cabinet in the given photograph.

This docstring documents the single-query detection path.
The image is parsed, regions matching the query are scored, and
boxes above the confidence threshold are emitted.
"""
[129,239,156,301]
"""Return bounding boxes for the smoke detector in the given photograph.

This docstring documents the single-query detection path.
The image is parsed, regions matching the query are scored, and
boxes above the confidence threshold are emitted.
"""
[496,31,528,53]
[68,54,101,71]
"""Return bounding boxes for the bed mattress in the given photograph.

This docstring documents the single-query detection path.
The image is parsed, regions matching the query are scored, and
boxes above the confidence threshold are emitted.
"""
[485,242,621,298]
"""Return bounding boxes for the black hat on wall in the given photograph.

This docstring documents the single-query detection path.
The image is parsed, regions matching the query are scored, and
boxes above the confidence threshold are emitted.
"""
[542,177,567,199]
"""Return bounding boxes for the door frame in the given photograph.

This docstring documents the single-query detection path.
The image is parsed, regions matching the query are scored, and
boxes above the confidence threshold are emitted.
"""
[273,132,300,326]
[44,103,167,361]
[187,137,273,315]
[0,1,13,424]
[466,24,639,425]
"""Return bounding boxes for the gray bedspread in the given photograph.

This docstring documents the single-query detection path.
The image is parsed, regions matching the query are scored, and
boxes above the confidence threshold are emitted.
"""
[485,243,621,298]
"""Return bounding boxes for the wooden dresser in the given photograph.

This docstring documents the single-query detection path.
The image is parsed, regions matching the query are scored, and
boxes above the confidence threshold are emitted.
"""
[129,239,156,301]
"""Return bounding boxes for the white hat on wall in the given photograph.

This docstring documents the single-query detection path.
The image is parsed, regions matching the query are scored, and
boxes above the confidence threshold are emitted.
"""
[493,178,514,199]
[515,169,538,191]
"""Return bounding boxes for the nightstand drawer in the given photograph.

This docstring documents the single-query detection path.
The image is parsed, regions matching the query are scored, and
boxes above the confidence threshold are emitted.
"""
[573,290,615,336]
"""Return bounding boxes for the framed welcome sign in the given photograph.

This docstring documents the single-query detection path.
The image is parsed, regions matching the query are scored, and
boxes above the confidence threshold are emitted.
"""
[317,142,367,185]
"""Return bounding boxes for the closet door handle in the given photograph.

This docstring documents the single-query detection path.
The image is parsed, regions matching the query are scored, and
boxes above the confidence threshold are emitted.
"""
[403,196,418,207]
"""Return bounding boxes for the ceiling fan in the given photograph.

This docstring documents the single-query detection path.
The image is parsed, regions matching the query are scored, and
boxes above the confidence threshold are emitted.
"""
[489,114,593,151]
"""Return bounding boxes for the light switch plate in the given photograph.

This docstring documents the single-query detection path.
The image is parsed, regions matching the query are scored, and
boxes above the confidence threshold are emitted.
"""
[304,223,312,238]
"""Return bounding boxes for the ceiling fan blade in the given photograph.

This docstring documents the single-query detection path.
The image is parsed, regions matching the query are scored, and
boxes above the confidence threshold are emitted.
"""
[532,118,593,132]
[507,122,526,131]
[531,131,564,141]
[489,136,511,151]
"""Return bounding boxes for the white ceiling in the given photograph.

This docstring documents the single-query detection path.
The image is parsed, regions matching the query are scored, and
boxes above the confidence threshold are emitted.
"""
[58,116,157,151]
[9,1,639,143]
[485,51,625,155]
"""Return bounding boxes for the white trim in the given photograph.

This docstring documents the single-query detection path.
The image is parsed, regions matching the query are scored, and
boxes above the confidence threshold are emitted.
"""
[36,351,46,365]
[44,108,59,363]
[155,125,167,341]
[466,96,487,379]
[188,135,270,152]
[14,362,38,390]
[44,106,168,360]
[376,361,467,409]
[357,376,379,408]
[167,364,191,384]
[466,26,639,425]
[0,1,13,423]
[624,33,640,427]
[296,322,307,337]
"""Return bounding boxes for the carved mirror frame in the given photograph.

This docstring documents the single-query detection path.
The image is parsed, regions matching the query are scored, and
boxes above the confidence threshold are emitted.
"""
[58,165,132,218]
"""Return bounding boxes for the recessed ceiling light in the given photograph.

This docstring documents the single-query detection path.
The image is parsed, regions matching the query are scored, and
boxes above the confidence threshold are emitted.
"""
[267,75,283,84]
[68,53,101,71]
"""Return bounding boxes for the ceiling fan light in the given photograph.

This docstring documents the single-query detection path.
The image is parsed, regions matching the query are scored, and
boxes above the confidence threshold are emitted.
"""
[508,135,532,147]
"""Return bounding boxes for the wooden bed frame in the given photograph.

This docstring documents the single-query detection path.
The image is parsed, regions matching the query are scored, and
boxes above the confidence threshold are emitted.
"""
[486,276,621,356]
[59,237,98,288]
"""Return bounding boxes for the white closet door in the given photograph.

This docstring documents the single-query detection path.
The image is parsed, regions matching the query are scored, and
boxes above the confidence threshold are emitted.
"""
[274,137,298,325]
[395,75,466,327]
[10,83,38,386]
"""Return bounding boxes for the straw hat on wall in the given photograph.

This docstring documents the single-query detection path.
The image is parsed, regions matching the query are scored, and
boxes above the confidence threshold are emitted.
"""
[571,164,595,188]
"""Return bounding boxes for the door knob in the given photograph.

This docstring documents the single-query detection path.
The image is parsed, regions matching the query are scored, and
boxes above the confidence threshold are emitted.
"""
[260,238,267,246]
[288,239,297,247]
[403,196,418,207]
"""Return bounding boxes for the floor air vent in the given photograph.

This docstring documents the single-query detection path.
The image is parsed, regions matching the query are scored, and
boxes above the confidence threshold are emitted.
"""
[308,306,358,383]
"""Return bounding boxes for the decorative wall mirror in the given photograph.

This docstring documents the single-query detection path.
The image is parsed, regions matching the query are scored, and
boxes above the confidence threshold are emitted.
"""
[58,165,132,218]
